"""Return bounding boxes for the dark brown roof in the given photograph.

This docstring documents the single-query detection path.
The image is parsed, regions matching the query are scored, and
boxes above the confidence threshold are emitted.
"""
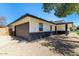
[8,13,73,26]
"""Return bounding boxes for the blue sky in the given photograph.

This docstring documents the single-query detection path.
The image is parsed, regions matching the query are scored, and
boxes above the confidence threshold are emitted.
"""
[0,3,79,26]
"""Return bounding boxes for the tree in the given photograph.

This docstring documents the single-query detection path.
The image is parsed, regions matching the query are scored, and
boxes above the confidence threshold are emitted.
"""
[0,16,6,26]
[42,3,79,17]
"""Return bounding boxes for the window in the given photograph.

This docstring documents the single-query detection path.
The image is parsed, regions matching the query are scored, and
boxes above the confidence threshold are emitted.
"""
[50,25,52,31]
[39,23,43,31]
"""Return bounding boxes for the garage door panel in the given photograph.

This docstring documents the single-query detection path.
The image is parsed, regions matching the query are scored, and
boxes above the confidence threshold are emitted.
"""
[15,22,29,38]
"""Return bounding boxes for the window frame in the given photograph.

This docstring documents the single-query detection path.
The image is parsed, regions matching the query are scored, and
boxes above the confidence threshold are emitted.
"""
[39,23,43,31]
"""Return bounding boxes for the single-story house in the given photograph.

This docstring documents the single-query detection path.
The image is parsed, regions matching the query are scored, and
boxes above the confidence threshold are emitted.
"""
[8,14,73,41]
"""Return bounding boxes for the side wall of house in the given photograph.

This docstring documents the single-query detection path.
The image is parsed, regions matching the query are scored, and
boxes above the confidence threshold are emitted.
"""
[27,17,55,40]
[29,17,55,33]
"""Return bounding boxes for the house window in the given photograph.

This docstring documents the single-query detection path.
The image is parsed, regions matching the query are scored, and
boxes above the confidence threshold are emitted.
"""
[50,25,52,31]
[39,23,43,31]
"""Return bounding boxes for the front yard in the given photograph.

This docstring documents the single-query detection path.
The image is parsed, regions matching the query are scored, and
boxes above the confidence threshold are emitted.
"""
[0,32,79,56]
[0,36,54,56]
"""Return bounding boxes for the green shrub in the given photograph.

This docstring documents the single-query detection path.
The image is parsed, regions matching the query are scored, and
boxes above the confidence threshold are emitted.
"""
[77,32,79,35]
[70,27,73,31]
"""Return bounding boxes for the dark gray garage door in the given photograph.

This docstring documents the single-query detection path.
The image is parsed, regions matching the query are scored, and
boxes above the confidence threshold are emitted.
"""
[15,22,29,39]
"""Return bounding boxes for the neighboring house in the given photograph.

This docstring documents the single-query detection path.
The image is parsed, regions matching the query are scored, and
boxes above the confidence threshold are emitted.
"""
[0,26,9,35]
[8,14,73,41]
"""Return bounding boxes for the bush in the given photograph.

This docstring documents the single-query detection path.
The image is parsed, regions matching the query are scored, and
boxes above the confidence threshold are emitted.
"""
[70,27,73,31]
[77,32,79,35]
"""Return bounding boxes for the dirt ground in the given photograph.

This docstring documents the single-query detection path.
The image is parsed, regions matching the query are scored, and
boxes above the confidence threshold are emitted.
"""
[0,32,79,56]
[0,36,54,56]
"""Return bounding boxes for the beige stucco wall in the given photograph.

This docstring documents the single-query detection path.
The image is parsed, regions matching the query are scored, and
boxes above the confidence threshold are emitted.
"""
[10,16,30,31]
[10,16,30,26]
[56,24,65,31]
[29,17,55,33]
[56,23,73,31]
